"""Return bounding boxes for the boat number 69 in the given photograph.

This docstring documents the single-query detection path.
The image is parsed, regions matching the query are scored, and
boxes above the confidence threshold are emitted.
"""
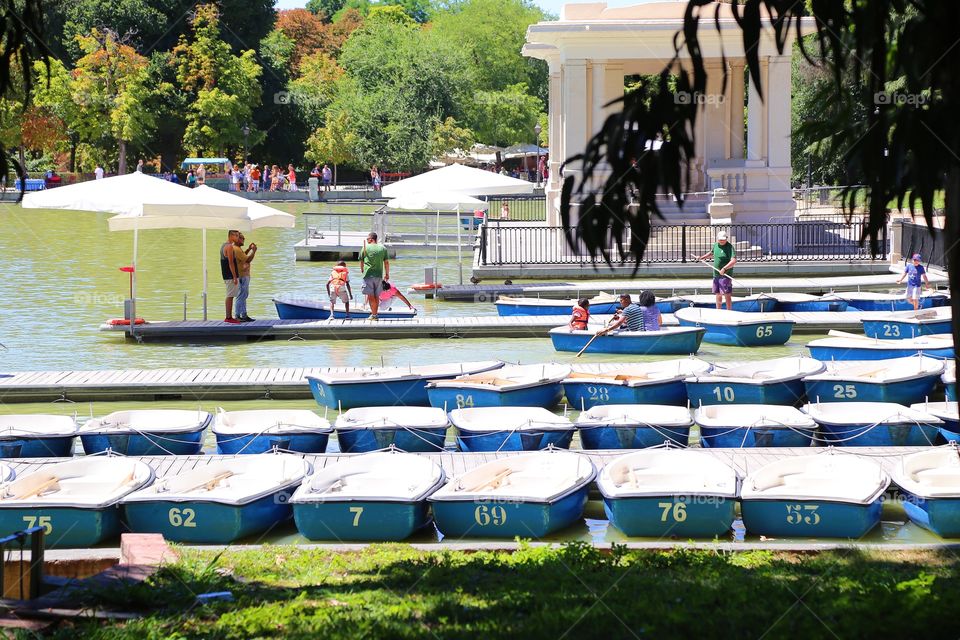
[168,507,197,528]
[474,504,507,526]
[882,324,901,337]
[755,325,774,338]
[587,386,609,402]
[833,384,857,399]
[785,504,820,525]
[455,394,474,409]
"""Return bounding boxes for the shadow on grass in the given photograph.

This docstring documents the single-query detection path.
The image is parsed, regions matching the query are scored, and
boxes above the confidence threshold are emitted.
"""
[38,543,960,639]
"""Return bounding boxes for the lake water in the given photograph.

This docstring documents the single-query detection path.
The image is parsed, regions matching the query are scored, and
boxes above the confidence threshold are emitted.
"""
[0,203,948,546]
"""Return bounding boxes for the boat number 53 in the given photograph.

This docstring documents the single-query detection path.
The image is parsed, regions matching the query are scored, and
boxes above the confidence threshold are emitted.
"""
[785,504,820,525]
[474,504,507,526]
[22,516,52,535]
[168,507,197,528]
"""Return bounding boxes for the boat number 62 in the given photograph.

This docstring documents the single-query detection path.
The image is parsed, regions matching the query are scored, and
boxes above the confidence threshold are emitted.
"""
[168,507,197,528]
[474,504,507,526]
[785,504,820,525]
[755,325,774,338]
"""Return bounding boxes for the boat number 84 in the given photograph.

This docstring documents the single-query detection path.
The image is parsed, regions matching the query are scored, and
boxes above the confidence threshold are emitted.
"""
[785,504,820,525]
[474,504,507,526]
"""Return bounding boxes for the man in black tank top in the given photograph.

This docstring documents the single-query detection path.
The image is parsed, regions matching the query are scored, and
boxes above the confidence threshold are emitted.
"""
[221,230,241,323]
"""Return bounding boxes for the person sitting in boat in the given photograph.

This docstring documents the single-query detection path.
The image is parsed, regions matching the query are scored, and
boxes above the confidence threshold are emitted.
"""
[326,261,353,318]
[379,280,416,312]
[604,293,645,333]
[636,290,661,331]
[896,253,932,311]
[569,298,590,331]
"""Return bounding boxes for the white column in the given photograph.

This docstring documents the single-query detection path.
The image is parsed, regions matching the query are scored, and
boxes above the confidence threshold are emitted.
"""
[766,55,792,168]
[603,63,624,122]
[746,58,768,162]
[590,61,622,136]
[545,63,562,225]
[728,63,745,160]
[560,59,588,226]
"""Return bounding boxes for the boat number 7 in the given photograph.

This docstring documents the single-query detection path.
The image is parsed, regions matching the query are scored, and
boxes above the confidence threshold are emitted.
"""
[168,508,197,528]
[658,502,687,523]
[587,386,609,402]
[882,324,901,337]
[833,384,857,399]
[755,325,774,338]
[22,515,52,535]
[350,506,363,526]
[785,504,820,525]
[474,504,507,526]
[455,394,474,409]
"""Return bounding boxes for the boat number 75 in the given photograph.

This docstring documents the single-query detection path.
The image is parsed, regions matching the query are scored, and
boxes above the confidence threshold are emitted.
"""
[474,504,507,526]
[785,504,820,525]
[22,515,52,535]
[168,507,197,528]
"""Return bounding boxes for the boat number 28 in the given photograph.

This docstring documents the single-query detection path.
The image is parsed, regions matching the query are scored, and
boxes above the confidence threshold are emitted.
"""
[586,386,610,402]
[168,507,197,528]
[711,386,736,402]
[882,324,901,337]
[833,384,857,399]
[755,325,774,338]
[785,504,820,525]
[22,515,52,534]
[474,504,507,526]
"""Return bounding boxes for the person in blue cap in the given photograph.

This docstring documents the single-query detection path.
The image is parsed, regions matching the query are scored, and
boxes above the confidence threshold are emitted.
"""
[896,253,932,310]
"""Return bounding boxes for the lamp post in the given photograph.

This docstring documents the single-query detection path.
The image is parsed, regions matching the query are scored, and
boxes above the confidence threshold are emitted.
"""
[242,124,250,163]
[534,123,542,187]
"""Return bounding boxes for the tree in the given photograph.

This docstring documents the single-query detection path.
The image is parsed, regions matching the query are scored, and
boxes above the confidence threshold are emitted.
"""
[56,0,167,60]
[276,9,327,71]
[465,82,542,147]
[289,51,343,130]
[306,110,356,184]
[430,116,475,159]
[307,0,345,21]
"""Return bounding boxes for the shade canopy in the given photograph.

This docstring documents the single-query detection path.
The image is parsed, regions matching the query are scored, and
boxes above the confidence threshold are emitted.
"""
[387,191,489,212]
[23,172,201,216]
[382,163,535,198]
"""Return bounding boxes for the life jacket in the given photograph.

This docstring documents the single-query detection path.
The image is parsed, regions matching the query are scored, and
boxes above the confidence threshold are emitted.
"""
[570,305,589,330]
[329,265,348,293]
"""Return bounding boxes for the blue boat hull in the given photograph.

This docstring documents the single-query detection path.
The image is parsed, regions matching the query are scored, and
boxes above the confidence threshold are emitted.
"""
[275,299,328,320]
[808,345,955,361]
[0,437,73,458]
[427,383,564,409]
[215,432,330,455]
[947,383,957,402]
[777,300,849,312]
[741,499,883,538]
[336,427,448,453]
[432,488,589,538]
[80,428,204,456]
[551,329,705,355]
[0,506,119,548]
[294,500,430,541]
[862,319,952,338]
[457,429,573,452]
[817,421,940,446]
[677,319,793,346]
[579,425,689,449]
[563,379,689,410]
[124,493,292,544]
[603,495,736,537]
[900,492,960,538]
[690,299,777,313]
[308,376,430,409]
[803,375,939,405]
[844,297,945,312]
[699,426,814,448]
[938,415,960,442]
[656,300,685,314]
[685,379,807,406]
[496,301,620,316]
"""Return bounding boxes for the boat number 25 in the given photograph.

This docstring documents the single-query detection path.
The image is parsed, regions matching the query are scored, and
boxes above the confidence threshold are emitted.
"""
[168,507,197,528]
[22,515,52,534]
[658,502,687,522]
[755,325,774,338]
[785,504,820,525]
[711,386,735,402]
[586,386,609,402]
[833,384,857,399]
[882,324,901,337]
[474,504,507,526]
[455,394,474,409]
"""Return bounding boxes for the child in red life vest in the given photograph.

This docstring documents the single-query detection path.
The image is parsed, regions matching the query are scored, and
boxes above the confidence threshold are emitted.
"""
[569,298,590,330]
[326,261,352,318]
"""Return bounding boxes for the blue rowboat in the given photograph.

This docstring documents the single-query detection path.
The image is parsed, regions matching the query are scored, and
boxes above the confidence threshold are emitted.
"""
[563,358,713,410]
[891,447,960,538]
[0,415,77,458]
[945,363,956,401]
[576,405,693,449]
[213,409,332,454]
[861,307,952,339]
[430,450,596,539]
[768,292,848,312]
[679,294,777,313]
[910,402,960,443]
[0,457,152,548]
[685,356,825,406]
[450,407,575,452]
[740,452,890,538]
[426,364,569,410]
[598,450,739,538]
[694,404,817,448]
[272,295,416,320]
[549,326,706,355]
[824,290,948,312]
[79,409,210,456]
[495,294,621,317]
[674,307,794,346]
[291,451,444,541]
[806,333,955,361]
[802,356,944,405]
[307,360,505,410]
[656,296,688,314]
[802,401,942,446]
[123,454,310,544]
[334,406,449,452]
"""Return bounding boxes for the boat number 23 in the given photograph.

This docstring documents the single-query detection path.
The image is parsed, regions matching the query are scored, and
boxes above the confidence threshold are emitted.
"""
[168,507,197,528]
[785,504,820,525]
[882,324,901,337]
[22,515,52,534]
[474,504,507,526]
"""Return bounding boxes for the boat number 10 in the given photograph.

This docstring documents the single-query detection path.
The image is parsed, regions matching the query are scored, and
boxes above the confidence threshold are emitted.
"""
[712,386,736,402]
[755,325,774,338]
[474,504,507,526]
[168,507,197,528]
[785,504,820,525]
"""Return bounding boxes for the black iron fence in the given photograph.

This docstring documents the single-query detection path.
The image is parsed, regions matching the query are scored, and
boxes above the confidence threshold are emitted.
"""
[900,221,947,269]
[478,220,887,266]
[0,526,44,600]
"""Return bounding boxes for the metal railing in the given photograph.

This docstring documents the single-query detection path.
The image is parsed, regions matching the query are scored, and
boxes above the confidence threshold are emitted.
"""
[478,220,887,266]
[0,526,44,600]
[901,220,947,268]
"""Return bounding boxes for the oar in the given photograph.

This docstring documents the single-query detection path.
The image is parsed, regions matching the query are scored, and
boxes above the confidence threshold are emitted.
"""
[576,330,606,357]
[465,468,512,492]
[6,475,60,501]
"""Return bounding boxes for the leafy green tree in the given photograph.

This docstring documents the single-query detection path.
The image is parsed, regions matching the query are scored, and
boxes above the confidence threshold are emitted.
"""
[367,4,416,26]
[289,52,343,130]
[307,0,345,21]
[465,82,542,147]
[306,110,356,184]
[431,116,475,158]
[58,0,167,60]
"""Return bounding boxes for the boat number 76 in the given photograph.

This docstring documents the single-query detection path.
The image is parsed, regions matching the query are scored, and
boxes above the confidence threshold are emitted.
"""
[785,504,820,525]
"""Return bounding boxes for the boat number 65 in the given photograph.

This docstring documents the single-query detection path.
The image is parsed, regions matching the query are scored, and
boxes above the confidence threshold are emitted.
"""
[833,384,857,399]
[712,386,735,402]
[22,515,52,535]
[455,394,474,409]
[474,504,507,526]
[882,324,901,337]
[785,504,820,525]
[168,507,197,528]
[587,386,609,402]
[755,325,774,338]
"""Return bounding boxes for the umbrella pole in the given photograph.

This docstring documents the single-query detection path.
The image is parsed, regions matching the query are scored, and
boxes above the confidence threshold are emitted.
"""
[202,228,208,321]
[129,227,138,339]
[457,204,463,285]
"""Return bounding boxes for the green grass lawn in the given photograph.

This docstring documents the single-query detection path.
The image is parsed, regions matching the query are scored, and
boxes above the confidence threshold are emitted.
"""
[41,543,960,639]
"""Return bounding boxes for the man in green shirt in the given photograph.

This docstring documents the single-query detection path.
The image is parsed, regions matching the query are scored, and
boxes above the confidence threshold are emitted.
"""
[696,230,737,310]
[358,232,390,320]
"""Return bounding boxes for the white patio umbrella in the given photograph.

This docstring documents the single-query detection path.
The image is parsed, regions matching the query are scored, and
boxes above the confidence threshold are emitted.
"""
[381,163,535,198]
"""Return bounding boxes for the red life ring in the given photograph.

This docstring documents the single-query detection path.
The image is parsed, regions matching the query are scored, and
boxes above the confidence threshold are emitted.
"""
[108,318,146,326]
[411,282,442,291]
